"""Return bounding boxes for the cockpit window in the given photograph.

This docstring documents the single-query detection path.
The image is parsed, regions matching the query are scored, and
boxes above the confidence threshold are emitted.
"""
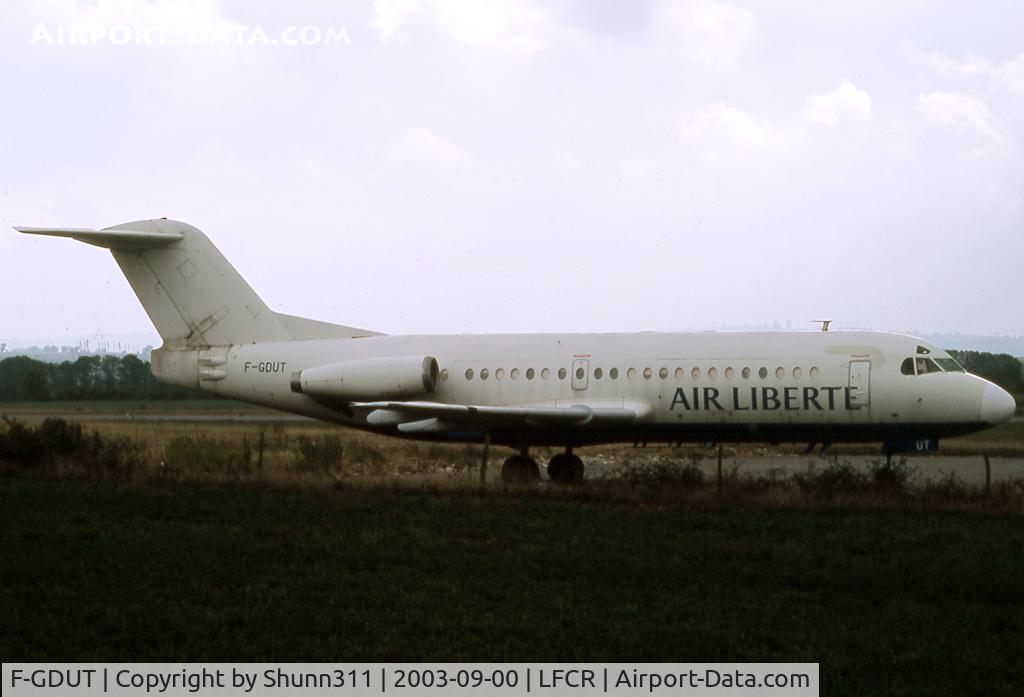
[935,357,965,372]
[916,357,943,374]
[916,345,931,355]
[900,357,915,375]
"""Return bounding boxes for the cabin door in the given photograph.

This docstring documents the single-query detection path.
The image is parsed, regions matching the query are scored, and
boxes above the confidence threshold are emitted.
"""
[848,360,871,407]
[571,359,590,390]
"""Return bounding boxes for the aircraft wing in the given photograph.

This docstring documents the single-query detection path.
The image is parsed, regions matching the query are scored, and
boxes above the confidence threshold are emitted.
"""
[353,400,653,433]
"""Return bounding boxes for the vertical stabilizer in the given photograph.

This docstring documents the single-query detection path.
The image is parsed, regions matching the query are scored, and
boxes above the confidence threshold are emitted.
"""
[18,219,290,347]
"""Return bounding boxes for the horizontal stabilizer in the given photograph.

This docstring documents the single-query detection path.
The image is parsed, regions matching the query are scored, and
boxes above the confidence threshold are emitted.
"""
[15,226,184,250]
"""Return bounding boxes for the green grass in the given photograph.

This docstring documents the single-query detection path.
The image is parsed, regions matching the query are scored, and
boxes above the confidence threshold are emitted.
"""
[1,476,1022,695]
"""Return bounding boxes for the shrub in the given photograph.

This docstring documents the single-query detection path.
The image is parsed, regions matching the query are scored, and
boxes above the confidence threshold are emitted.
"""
[0,417,144,477]
[295,435,344,473]
[163,436,250,475]
[792,460,869,499]
[81,432,146,477]
[922,472,969,501]
[344,442,384,467]
[0,419,46,466]
[620,459,705,490]
[38,417,86,456]
[868,457,917,493]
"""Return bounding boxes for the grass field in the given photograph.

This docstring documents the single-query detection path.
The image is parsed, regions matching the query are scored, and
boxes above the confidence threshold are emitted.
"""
[1,474,1022,696]
[2,400,1022,459]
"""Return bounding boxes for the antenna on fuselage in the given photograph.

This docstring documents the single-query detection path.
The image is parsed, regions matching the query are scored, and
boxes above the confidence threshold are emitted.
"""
[813,320,832,332]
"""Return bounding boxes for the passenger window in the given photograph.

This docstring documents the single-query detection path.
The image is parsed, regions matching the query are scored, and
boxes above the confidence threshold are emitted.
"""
[643,367,653,380]
[495,368,505,380]
[691,367,701,379]
[511,368,520,380]
[480,368,489,380]
[659,367,668,379]
[558,368,567,380]
[465,368,474,380]
[725,367,735,379]
[793,367,801,379]
[541,368,550,380]
[526,368,535,380]
[810,367,819,379]
[575,367,585,380]
[627,368,637,380]
[610,367,619,380]
[675,367,684,379]
[901,358,915,376]
[708,367,717,380]
[775,367,785,379]
[440,369,449,380]
[742,367,751,379]
[759,367,768,379]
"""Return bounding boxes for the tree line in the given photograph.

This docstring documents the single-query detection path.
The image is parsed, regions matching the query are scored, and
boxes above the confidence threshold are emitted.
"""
[0,354,195,401]
[0,351,1021,403]
[948,350,1024,395]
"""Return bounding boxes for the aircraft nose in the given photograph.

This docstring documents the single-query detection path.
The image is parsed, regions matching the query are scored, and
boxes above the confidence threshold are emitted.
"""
[980,382,1016,425]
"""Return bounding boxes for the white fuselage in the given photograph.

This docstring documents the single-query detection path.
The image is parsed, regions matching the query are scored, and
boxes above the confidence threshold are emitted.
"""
[154,329,1011,448]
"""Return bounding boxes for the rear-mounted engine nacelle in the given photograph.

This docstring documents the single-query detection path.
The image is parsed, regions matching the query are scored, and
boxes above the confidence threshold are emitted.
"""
[290,355,439,401]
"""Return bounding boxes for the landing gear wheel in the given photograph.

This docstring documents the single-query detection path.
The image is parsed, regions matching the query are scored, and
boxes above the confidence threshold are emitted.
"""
[501,455,540,486]
[547,452,584,485]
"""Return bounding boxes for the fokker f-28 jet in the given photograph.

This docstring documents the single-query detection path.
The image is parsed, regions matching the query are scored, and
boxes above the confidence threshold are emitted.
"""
[16,219,1016,484]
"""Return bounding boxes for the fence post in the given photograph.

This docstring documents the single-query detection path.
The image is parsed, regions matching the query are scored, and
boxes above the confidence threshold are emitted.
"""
[983,453,991,495]
[717,442,723,493]
[479,433,490,491]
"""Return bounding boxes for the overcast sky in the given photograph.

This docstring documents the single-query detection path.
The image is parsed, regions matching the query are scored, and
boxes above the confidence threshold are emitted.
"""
[2,0,1022,345]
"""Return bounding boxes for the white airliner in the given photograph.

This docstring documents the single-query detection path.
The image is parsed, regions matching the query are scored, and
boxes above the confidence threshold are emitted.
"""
[16,219,1016,484]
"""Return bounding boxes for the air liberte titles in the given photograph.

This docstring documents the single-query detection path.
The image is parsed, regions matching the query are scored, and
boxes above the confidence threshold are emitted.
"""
[670,385,858,412]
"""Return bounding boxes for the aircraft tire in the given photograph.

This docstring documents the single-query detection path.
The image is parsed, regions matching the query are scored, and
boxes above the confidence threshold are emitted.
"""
[501,455,540,486]
[547,453,584,485]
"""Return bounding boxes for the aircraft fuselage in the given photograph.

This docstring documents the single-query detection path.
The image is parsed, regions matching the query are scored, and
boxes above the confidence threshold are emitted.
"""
[154,329,1011,448]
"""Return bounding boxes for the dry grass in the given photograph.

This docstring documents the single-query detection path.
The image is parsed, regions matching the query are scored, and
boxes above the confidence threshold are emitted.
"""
[4,408,1022,499]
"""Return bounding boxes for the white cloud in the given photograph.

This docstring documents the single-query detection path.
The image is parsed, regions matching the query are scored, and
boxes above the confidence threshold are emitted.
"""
[682,102,793,152]
[916,91,1006,155]
[910,48,993,78]
[373,0,423,40]
[910,47,1024,95]
[805,81,873,125]
[652,0,758,66]
[916,92,997,134]
[373,0,546,52]
[393,126,473,166]
[1000,52,1024,94]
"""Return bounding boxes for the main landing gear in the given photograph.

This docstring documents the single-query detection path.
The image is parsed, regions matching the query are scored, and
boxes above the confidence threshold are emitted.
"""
[499,448,585,486]
[547,448,584,486]
[501,449,540,486]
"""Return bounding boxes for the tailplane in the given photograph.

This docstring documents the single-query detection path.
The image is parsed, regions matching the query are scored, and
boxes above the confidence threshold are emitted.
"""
[16,219,376,347]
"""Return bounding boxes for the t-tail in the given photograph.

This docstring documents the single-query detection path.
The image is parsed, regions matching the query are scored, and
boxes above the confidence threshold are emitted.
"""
[15,219,378,387]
